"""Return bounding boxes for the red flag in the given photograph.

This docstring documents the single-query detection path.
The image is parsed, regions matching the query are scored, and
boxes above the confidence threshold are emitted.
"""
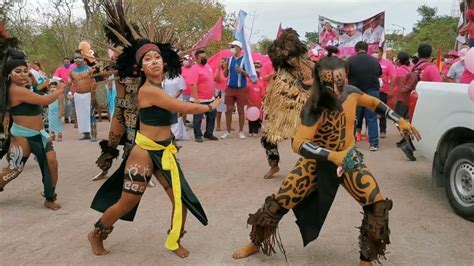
[276,23,282,38]
[192,16,223,49]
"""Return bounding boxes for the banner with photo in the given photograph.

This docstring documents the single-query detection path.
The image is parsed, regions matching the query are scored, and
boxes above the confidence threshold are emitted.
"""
[318,12,385,56]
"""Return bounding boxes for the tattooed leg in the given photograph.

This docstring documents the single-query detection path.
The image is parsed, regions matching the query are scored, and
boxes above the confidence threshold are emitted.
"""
[0,138,31,191]
[341,165,392,264]
[88,146,153,256]
[234,158,318,259]
[274,158,318,209]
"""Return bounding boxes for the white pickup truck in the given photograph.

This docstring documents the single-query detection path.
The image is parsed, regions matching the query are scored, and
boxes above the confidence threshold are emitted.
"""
[411,82,474,221]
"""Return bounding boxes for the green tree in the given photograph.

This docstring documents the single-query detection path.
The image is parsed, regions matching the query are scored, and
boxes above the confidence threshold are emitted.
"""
[415,5,438,29]
[255,38,272,54]
[2,0,234,74]
[402,5,458,55]
[304,31,318,45]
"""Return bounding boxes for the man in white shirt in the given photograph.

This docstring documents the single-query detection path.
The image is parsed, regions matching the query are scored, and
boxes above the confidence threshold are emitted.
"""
[447,48,468,83]
[339,23,363,47]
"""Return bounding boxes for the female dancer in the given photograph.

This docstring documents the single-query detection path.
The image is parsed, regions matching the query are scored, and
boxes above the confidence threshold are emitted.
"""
[232,47,421,265]
[0,48,64,210]
[88,38,222,258]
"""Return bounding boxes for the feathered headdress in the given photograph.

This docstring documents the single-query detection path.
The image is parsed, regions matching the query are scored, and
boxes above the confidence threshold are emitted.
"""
[101,0,181,79]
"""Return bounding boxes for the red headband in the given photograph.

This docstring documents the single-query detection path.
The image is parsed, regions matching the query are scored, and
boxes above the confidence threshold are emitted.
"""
[135,43,160,64]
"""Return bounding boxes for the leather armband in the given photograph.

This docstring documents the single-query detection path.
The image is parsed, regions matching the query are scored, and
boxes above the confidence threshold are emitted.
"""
[375,102,401,123]
[298,142,331,160]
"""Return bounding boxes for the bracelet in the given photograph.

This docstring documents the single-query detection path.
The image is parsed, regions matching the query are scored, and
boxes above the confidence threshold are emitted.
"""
[207,104,212,111]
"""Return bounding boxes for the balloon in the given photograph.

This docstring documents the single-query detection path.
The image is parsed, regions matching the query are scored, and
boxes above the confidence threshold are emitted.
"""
[469,81,474,103]
[245,106,260,121]
[464,48,474,73]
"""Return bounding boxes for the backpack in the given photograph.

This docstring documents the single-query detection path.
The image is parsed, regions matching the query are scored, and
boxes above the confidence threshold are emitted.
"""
[404,61,432,92]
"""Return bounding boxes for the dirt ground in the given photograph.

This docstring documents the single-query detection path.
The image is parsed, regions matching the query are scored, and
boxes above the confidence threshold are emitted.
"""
[0,116,472,265]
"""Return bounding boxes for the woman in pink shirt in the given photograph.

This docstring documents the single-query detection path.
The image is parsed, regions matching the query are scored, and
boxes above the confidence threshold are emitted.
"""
[319,21,338,47]
[393,52,412,118]
[374,47,396,138]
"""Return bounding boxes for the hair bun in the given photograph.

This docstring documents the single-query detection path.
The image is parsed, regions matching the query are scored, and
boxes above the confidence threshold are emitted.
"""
[5,48,26,61]
[325,46,339,57]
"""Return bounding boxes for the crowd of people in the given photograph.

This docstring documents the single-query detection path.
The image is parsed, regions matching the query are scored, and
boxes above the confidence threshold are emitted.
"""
[14,40,271,146]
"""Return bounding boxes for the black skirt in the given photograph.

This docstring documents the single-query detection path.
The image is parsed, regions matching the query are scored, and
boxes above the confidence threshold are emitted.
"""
[90,143,208,226]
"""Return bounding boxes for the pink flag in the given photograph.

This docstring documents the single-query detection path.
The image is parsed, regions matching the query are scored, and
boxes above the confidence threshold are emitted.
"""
[276,23,282,38]
[192,16,223,49]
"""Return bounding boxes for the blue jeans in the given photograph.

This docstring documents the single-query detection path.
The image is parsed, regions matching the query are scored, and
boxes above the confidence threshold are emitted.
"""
[356,90,379,146]
[193,103,217,138]
[469,38,474,48]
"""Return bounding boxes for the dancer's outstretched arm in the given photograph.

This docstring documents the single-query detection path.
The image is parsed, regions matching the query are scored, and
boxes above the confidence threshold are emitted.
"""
[356,92,421,141]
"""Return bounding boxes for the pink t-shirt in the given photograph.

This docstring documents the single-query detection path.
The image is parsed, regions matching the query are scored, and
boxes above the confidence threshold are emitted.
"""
[213,67,227,91]
[188,63,215,101]
[420,63,442,82]
[379,59,396,93]
[181,66,194,96]
[394,65,412,105]
[53,64,75,82]
[395,65,411,78]
[247,78,265,108]
[460,69,474,84]
[260,63,275,88]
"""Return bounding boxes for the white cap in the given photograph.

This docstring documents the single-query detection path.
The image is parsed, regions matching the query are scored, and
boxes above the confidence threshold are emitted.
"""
[51,76,62,83]
[229,40,242,48]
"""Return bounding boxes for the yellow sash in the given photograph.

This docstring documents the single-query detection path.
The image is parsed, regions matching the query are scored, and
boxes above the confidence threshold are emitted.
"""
[135,132,182,251]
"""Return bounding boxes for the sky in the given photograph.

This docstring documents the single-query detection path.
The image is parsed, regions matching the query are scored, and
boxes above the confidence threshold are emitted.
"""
[222,0,455,43]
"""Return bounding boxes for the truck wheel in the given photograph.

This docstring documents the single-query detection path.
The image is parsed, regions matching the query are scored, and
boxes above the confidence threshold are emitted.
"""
[444,143,474,221]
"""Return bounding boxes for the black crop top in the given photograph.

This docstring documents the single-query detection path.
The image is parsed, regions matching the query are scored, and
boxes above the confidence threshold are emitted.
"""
[138,106,177,126]
[10,102,43,116]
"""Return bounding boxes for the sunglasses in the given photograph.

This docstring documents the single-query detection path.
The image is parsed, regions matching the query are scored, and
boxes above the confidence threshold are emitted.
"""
[74,57,84,61]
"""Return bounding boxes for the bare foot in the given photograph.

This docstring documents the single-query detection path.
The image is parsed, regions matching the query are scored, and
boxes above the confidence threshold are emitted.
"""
[173,245,190,258]
[44,200,62,211]
[359,260,373,266]
[264,166,280,179]
[147,180,156,187]
[87,231,109,255]
[232,242,260,259]
[92,171,108,181]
